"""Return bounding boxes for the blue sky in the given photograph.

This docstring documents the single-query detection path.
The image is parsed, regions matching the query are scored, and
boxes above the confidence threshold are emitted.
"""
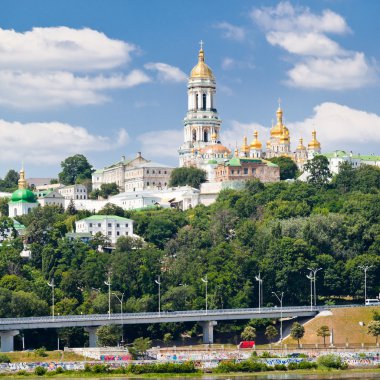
[0,0,379,177]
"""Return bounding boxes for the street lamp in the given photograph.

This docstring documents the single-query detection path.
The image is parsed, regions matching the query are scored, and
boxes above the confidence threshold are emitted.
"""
[272,291,284,343]
[359,265,373,305]
[155,275,161,316]
[306,272,313,310]
[255,273,263,312]
[104,274,112,319]
[201,274,208,314]
[112,292,125,345]
[308,267,322,306]
[47,278,55,320]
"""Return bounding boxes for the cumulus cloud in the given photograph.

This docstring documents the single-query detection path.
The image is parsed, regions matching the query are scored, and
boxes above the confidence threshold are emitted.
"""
[0,119,129,164]
[251,1,376,90]
[226,102,380,155]
[137,129,183,159]
[0,26,134,71]
[0,70,151,108]
[214,22,246,41]
[221,57,255,71]
[144,62,187,83]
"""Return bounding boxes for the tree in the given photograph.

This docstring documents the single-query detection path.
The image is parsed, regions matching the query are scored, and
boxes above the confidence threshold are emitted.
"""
[268,156,298,180]
[265,325,278,344]
[316,325,331,347]
[169,167,207,189]
[58,154,93,185]
[304,156,331,187]
[66,200,77,215]
[132,337,152,356]
[99,183,120,199]
[96,324,122,346]
[0,169,19,192]
[333,161,356,193]
[98,203,125,217]
[367,320,380,344]
[163,332,173,345]
[240,325,256,341]
[290,322,305,347]
[0,198,9,217]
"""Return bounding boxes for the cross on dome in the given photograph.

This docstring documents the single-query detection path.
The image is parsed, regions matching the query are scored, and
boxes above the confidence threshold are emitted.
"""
[199,40,204,50]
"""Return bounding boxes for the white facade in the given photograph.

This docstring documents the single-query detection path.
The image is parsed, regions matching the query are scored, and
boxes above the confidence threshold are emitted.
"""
[36,190,65,207]
[58,184,88,200]
[75,215,134,244]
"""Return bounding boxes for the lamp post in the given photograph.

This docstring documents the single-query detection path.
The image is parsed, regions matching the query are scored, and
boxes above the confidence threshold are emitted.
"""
[255,273,263,312]
[308,267,322,306]
[47,278,55,320]
[201,274,208,314]
[155,275,161,316]
[112,292,125,345]
[104,274,111,319]
[272,291,284,343]
[306,272,313,310]
[359,265,373,305]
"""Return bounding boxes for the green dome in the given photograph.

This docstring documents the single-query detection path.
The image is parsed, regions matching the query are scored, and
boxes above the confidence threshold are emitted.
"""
[11,188,37,203]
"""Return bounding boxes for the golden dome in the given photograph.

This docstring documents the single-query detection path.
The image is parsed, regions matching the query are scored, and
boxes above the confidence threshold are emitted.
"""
[241,136,249,153]
[199,143,231,155]
[297,138,306,150]
[308,130,321,150]
[190,48,214,79]
[234,147,239,157]
[211,132,217,140]
[250,130,262,150]
[270,104,286,138]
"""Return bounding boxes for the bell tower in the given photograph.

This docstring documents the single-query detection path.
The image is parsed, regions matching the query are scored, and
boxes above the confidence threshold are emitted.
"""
[179,42,222,167]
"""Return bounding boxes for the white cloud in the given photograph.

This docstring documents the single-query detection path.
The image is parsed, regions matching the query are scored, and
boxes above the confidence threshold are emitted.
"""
[0,119,129,164]
[287,53,375,90]
[0,26,134,71]
[144,62,187,83]
[226,102,380,155]
[0,70,151,108]
[221,57,255,71]
[137,129,183,159]
[214,22,246,41]
[266,32,343,57]
[251,1,376,90]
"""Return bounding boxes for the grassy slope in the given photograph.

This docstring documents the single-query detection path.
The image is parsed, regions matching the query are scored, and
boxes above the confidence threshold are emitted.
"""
[283,306,380,345]
[5,350,85,363]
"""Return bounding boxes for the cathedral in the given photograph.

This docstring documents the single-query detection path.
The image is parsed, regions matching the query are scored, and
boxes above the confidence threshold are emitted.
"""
[178,44,322,179]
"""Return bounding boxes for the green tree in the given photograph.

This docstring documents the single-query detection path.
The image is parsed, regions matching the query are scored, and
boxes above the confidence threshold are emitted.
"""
[290,322,305,347]
[99,183,120,199]
[268,156,298,180]
[98,203,125,217]
[304,156,331,187]
[0,169,19,192]
[66,200,77,215]
[367,320,380,344]
[132,337,152,356]
[169,167,207,189]
[316,325,330,347]
[96,324,122,346]
[0,198,9,217]
[265,325,278,344]
[163,332,173,345]
[58,154,93,185]
[240,325,256,341]
[333,161,356,193]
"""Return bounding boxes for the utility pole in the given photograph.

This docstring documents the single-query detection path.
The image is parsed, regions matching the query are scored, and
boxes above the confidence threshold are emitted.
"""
[255,273,263,312]
[306,272,313,310]
[359,265,373,305]
[201,274,208,314]
[47,278,55,320]
[112,292,125,345]
[272,291,284,344]
[308,267,322,306]
[104,273,111,319]
[155,275,161,316]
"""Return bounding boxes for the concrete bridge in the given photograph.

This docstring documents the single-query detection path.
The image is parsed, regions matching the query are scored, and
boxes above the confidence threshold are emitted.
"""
[0,305,354,351]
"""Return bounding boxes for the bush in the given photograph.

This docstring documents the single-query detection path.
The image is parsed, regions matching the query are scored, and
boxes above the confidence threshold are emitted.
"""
[128,362,197,374]
[91,364,110,373]
[55,366,64,374]
[215,360,268,373]
[34,366,47,376]
[16,370,28,376]
[298,361,317,369]
[0,354,10,363]
[274,364,287,371]
[317,354,345,369]
[34,347,48,357]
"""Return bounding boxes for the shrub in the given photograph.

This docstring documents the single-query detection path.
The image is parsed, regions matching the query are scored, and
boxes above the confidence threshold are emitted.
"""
[34,366,47,376]
[317,354,345,369]
[215,360,267,373]
[274,364,287,371]
[91,364,110,373]
[260,351,273,358]
[298,361,317,369]
[34,347,48,357]
[0,354,10,363]
[55,366,64,374]
[16,370,28,376]
[287,362,298,370]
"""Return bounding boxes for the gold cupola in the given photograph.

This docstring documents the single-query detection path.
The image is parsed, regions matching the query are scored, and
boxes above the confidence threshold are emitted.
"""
[270,101,286,138]
[297,138,306,150]
[18,166,27,189]
[211,131,217,141]
[250,130,262,150]
[190,44,214,79]
[241,136,250,155]
[308,130,321,150]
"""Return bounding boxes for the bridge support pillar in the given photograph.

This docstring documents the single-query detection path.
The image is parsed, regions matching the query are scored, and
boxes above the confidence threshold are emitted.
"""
[84,327,98,348]
[0,330,19,352]
[200,321,217,344]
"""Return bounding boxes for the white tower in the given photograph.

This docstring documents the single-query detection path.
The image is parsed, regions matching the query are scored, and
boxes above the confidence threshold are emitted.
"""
[179,42,222,167]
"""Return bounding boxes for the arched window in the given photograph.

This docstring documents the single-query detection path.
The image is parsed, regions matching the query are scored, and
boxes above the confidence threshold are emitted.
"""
[192,130,196,141]
[202,93,206,110]
[14,208,17,216]
[204,130,208,142]
[195,94,199,110]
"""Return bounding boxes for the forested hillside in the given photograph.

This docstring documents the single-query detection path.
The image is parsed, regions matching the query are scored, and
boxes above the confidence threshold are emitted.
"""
[0,162,379,347]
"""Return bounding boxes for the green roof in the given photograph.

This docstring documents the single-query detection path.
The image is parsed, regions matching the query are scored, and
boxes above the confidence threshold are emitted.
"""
[82,215,131,221]
[10,188,37,203]
[227,157,241,166]
[323,151,380,161]
[208,159,218,164]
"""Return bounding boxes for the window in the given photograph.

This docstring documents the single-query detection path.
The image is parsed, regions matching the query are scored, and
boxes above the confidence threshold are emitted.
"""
[147,182,150,186]
[244,168,248,175]
[159,170,161,174]
[204,130,208,142]
[202,93,206,110]
[116,231,120,236]
[192,130,196,141]
[116,223,120,228]
[147,170,150,174]
[108,223,111,227]
[164,171,167,174]
[231,170,234,174]
[125,231,128,235]
[195,94,199,109]
[125,224,128,227]
[108,231,112,236]
[89,223,93,227]
[98,223,101,227]
[152,170,155,174]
